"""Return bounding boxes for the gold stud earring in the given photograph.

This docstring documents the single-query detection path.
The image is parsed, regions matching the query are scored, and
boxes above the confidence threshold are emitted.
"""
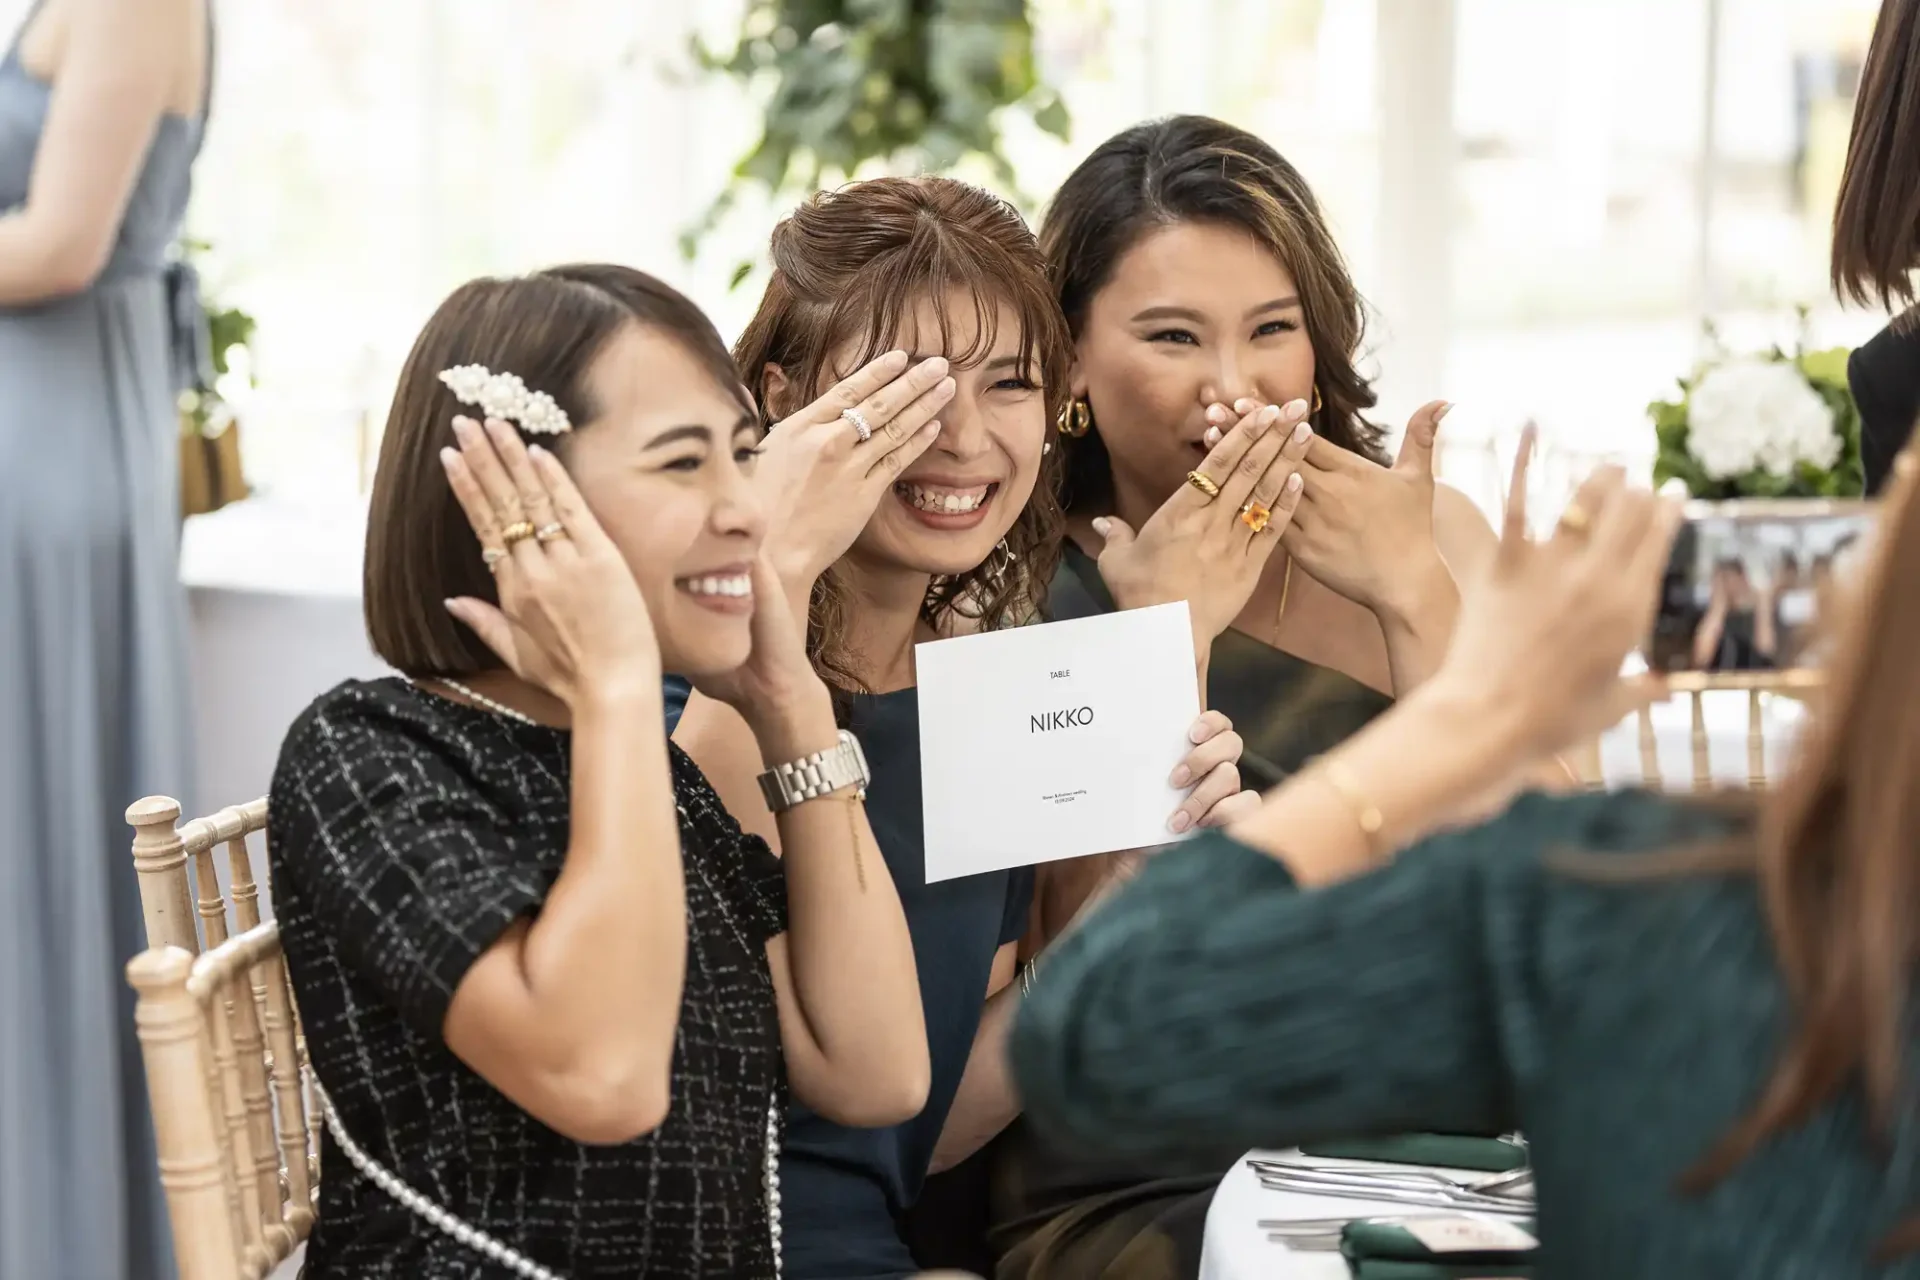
[1057,398,1092,438]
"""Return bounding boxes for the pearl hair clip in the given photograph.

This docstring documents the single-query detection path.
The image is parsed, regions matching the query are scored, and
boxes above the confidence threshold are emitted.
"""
[438,364,572,436]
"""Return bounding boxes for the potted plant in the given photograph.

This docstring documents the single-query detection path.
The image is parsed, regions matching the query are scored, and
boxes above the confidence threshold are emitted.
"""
[177,246,257,520]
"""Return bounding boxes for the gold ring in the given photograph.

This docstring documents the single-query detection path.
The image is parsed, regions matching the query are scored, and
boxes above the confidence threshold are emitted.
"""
[1239,500,1272,533]
[1184,470,1222,501]
[481,547,507,573]
[534,522,566,543]
[500,520,536,546]
[1557,504,1591,535]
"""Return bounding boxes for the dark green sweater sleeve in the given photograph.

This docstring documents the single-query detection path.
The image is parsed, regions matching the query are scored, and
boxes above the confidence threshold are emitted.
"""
[1007,790,1711,1161]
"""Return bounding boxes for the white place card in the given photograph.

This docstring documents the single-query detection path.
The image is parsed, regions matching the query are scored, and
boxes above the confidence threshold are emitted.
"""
[1401,1217,1538,1253]
[914,601,1201,883]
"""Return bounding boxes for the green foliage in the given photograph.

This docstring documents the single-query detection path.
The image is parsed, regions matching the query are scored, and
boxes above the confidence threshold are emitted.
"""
[685,0,1068,270]
[1648,343,1863,500]
[177,238,258,436]
[206,303,256,382]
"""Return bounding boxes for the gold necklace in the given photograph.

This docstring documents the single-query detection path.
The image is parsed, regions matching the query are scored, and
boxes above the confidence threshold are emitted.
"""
[1270,554,1294,646]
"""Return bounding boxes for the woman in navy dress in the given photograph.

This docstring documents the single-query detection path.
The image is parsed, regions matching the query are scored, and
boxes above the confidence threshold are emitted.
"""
[668,176,1256,1279]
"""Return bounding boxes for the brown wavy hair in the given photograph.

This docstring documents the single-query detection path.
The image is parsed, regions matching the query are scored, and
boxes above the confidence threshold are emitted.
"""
[734,176,1072,692]
[1664,450,1920,1256]
[1039,115,1388,513]
[1832,0,1920,313]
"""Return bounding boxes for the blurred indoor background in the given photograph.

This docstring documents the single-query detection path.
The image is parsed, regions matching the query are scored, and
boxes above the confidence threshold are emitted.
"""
[0,0,1872,804]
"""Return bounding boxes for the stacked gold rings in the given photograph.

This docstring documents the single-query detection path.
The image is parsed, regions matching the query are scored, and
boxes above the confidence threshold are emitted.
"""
[500,520,537,546]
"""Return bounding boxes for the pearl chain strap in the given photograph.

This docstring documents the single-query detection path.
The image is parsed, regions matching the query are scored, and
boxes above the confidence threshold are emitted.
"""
[313,1082,563,1280]
[429,676,541,726]
[314,1084,784,1278]
[397,676,786,1275]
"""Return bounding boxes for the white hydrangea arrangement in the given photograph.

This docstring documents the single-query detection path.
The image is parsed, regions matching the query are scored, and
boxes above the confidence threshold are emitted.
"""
[1650,334,1861,499]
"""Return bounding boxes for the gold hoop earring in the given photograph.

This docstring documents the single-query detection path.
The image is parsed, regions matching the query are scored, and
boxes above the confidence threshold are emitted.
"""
[1057,398,1092,438]
[1311,386,1323,415]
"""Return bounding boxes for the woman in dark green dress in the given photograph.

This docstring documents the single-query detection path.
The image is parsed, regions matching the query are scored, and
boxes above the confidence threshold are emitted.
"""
[1012,449,1920,1278]
[990,115,1517,1279]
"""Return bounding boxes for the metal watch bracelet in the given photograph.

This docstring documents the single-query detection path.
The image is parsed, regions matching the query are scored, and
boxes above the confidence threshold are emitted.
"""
[756,729,870,813]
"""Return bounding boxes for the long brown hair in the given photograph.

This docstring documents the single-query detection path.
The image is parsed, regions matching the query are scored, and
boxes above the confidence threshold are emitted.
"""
[1833,0,1920,311]
[1039,115,1388,513]
[734,176,1072,692]
[1682,450,1920,1254]
[364,265,747,676]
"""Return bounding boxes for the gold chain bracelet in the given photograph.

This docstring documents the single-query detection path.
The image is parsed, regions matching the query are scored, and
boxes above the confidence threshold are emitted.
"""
[1312,756,1385,853]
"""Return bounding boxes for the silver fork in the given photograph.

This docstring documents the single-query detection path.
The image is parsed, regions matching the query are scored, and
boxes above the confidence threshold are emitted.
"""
[1251,1172,1535,1217]
[1249,1160,1534,1198]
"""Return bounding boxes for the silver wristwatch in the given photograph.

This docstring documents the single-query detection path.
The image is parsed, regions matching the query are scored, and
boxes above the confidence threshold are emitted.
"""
[757,730,870,812]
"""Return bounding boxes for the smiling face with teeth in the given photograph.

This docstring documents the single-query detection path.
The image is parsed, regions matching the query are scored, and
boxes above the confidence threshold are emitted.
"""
[560,323,769,679]
[773,291,1050,582]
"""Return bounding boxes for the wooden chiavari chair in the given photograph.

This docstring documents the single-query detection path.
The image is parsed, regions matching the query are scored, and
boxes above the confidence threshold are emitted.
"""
[127,796,271,955]
[1571,670,1823,791]
[126,796,319,1280]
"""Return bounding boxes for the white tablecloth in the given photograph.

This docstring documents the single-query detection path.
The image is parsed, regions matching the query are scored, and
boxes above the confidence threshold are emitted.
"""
[181,496,389,816]
[1201,1149,1531,1280]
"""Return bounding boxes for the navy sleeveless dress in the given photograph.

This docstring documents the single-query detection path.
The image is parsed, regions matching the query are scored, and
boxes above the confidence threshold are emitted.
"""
[665,681,1033,1277]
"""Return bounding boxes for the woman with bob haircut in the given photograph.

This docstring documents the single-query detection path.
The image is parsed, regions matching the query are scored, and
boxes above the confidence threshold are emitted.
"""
[668,176,1275,1279]
[268,263,932,1279]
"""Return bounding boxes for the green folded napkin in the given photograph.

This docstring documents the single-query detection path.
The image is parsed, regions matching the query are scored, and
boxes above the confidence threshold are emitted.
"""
[1340,1219,1536,1279]
[1300,1133,1527,1172]
[1347,1264,1532,1280]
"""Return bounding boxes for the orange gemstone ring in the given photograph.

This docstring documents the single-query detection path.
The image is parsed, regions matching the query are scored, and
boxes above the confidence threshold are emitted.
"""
[1239,500,1273,533]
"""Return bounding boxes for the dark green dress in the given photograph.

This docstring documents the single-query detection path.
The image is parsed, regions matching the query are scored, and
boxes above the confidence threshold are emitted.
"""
[1011,790,1920,1279]
[1047,543,1390,788]
[982,548,1394,1280]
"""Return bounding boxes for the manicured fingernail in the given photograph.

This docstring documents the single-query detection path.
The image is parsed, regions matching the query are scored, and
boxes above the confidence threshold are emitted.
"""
[922,356,949,375]
[528,443,551,461]
[1091,516,1112,537]
[883,349,909,366]
[1260,404,1282,426]
[439,447,459,467]
[1282,398,1310,421]
[1169,764,1192,787]
[937,376,956,396]
[1190,721,1210,743]
[1206,404,1229,424]
[1168,810,1193,834]
[921,420,941,436]
[1435,401,1454,421]
[1234,398,1259,415]
[1293,421,1313,444]
[1203,426,1222,446]
[1286,472,1303,493]
[451,417,476,442]
[442,598,461,615]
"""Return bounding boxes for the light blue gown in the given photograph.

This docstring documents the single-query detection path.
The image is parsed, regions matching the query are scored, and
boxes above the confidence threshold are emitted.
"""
[0,3,210,1276]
